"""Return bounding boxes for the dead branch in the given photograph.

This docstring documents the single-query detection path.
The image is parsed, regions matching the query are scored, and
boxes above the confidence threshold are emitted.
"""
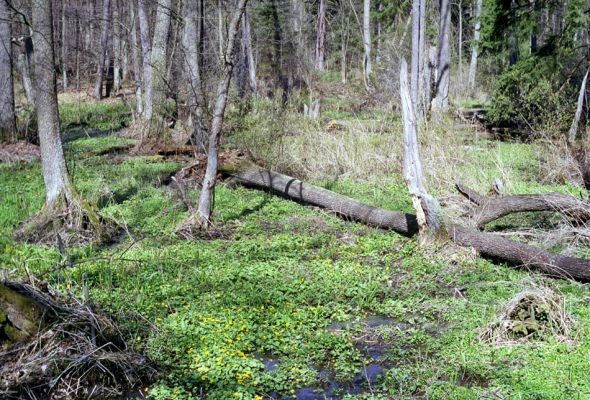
[456,182,590,228]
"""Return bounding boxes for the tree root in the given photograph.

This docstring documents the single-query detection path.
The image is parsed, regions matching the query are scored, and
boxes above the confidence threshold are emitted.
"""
[14,193,116,247]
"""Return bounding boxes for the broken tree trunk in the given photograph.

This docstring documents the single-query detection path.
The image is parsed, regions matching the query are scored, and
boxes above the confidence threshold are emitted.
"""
[219,161,590,281]
[0,283,45,346]
[456,183,590,228]
[568,66,589,142]
[222,163,419,236]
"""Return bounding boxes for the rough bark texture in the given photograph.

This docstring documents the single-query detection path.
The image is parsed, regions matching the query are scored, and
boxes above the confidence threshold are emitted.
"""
[315,0,326,71]
[468,0,482,88]
[448,225,590,281]
[196,0,248,225]
[147,0,172,135]
[433,0,450,112]
[92,0,111,99]
[456,183,590,228]
[137,0,152,119]
[31,0,73,206]
[182,0,207,152]
[0,0,15,141]
[224,165,419,236]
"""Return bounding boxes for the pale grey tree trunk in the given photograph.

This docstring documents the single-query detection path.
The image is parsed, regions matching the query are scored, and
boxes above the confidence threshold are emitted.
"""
[315,0,326,71]
[0,0,16,141]
[400,58,441,240]
[376,2,382,64]
[137,0,152,118]
[417,0,426,117]
[468,0,482,88]
[31,0,73,205]
[568,67,589,142]
[112,0,121,94]
[217,0,224,58]
[182,0,207,151]
[92,0,111,99]
[363,0,371,85]
[410,0,421,108]
[130,0,143,116]
[147,0,172,135]
[433,0,450,112]
[197,0,248,226]
[457,0,463,82]
[61,0,67,90]
[242,8,257,95]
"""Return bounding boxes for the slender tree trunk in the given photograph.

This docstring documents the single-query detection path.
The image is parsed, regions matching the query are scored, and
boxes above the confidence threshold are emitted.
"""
[182,0,207,151]
[130,0,143,116]
[197,0,248,226]
[31,0,74,205]
[410,0,421,108]
[568,67,589,142]
[137,0,152,118]
[75,3,80,90]
[376,2,382,64]
[0,0,16,141]
[341,7,349,85]
[19,35,35,106]
[315,0,326,71]
[458,0,463,83]
[112,0,122,94]
[92,0,111,99]
[509,0,518,65]
[468,0,482,88]
[418,0,426,117]
[218,0,224,58]
[147,0,172,136]
[433,0,451,112]
[61,0,67,90]
[242,8,257,95]
[363,0,372,85]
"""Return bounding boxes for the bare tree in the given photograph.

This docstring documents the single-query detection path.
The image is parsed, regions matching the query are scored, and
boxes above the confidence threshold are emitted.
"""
[468,0,482,88]
[568,67,589,142]
[137,0,152,118]
[195,0,248,226]
[315,0,326,70]
[362,0,371,85]
[112,0,122,94]
[242,7,257,95]
[410,0,421,108]
[0,0,16,141]
[129,0,142,115]
[61,0,67,90]
[433,0,450,112]
[92,0,111,99]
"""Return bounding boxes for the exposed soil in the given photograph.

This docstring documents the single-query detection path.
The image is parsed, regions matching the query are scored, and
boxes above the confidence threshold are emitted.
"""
[0,141,40,163]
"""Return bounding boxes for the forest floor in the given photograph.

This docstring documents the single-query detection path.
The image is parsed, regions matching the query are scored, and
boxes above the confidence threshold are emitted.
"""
[2,83,590,400]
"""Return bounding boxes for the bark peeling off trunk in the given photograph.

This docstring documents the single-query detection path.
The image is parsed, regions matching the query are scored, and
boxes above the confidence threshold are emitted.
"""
[0,284,44,346]
[456,183,590,228]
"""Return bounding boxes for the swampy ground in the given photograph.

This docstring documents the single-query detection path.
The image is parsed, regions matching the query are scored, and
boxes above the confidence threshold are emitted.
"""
[2,88,590,400]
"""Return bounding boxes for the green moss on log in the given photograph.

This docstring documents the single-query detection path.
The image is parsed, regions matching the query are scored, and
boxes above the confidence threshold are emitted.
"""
[0,284,45,346]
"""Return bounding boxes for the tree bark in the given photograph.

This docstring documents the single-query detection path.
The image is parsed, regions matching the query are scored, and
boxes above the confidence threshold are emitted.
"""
[130,0,143,116]
[137,0,152,119]
[363,0,371,86]
[31,0,74,206]
[242,7,257,96]
[182,0,207,152]
[468,0,482,89]
[196,0,248,226]
[0,0,16,141]
[315,0,326,71]
[433,0,451,112]
[92,0,111,100]
[112,0,122,94]
[410,0,420,108]
[456,183,590,228]
[61,0,67,90]
[146,0,172,136]
[568,66,589,142]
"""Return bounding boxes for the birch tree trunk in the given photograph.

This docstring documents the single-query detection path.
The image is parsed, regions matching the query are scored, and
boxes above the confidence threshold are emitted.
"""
[315,0,326,71]
[363,0,372,85]
[468,0,482,88]
[92,0,111,100]
[146,0,172,136]
[31,0,74,206]
[182,0,207,152]
[0,0,16,141]
[137,0,152,119]
[568,67,589,142]
[432,0,450,112]
[196,0,249,226]
[400,58,442,240]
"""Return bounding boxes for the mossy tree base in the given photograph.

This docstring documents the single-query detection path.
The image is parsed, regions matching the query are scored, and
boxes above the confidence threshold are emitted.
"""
[14,191,115,247]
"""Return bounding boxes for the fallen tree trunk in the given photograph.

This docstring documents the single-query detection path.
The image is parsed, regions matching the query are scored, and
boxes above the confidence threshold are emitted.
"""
[223,164,419,236]
[456,183,590,228]
[221,163,590,281]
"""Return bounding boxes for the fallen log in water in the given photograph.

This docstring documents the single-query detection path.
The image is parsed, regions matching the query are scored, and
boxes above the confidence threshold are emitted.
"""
[221,163,590,281]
